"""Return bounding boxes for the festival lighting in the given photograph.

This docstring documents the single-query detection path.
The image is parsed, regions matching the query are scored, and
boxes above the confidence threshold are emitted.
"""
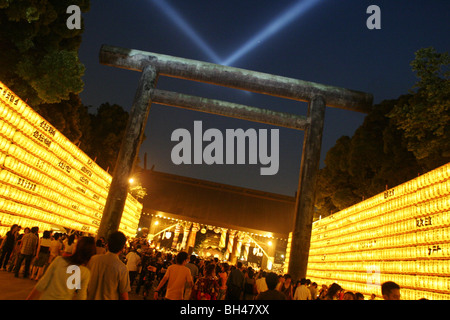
[149,0,222,63]
[221,0,324,66]
[307,162,450,300]
[149,0,324,67]
[0,81,142,238]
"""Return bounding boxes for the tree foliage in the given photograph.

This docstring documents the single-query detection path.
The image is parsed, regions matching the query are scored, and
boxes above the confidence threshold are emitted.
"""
[315,47,448,219]
[388,47,450,170]
[79,103,129,173]
[0,0,90,143]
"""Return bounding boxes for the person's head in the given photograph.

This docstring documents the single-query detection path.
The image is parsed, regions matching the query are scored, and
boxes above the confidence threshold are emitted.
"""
[265,272,279,290]
[31,226,39,234]
[176,251,189,265]
[355,292,364,300]
[326,283,342,299]
[236,261,243,269]
[343,291,355,300]
[221,263,229,273]
[300,278,307,285]
[284,274,292,284]
[382,281,401,300]
[189,254,197,263]
[68,234,76,245]
[95,239,103,247]
[311,282,317,288]
[42,230,51,239]
[65,236,96,266]
[205,263,216,276]
[107,231,127,253]
[10,224,19,232]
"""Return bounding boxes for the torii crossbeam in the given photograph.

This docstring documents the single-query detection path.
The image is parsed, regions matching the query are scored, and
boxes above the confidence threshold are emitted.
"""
[97,44,373,280]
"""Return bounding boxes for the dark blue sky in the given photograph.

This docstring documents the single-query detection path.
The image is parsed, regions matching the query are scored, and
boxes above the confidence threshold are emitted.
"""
[78,0,450,196]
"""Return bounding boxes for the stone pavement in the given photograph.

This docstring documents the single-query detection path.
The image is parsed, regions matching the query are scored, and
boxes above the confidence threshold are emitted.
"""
[0,269,147,300]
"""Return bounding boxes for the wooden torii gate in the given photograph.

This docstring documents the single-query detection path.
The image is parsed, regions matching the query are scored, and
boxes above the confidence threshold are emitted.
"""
[97,44,373,280]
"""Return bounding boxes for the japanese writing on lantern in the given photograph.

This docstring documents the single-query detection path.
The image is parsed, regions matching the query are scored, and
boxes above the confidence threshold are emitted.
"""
[32,130,52,148]
[39,121,56,137]
[428,245,441,256]
[0,85,20,106]
[416,216,432,228]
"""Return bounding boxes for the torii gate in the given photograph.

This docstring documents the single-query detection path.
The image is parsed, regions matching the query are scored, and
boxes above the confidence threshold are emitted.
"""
[97,44,373,280]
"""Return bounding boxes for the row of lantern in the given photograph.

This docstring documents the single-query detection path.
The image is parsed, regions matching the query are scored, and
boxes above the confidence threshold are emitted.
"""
[0,97,142,218]
[312,183,450,238]
[309,242,450,263]
[0,212,53,237]
[310,214,450,252]
[0,86,141,237]
[314,163,450,231]
[0,153,138,231]
[309,259,450,277]
[0,126,139,230]
[0,88,114,188]
[307,273,450,300]
[1,119,141,219]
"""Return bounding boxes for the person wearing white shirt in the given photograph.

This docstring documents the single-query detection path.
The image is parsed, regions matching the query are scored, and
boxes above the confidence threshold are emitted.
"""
[255,271,268,294]
[126,248,141,286]
[294,278,312,300]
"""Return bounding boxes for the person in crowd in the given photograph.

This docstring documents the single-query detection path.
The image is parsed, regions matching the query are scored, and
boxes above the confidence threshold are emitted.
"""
[184,254,199,300]
[243,267,257,300]
[126,246,141,287]
[62,233,76,257]
[255,272,286,300]
[14,226,39,278]
[217,263,229,300]
[381,281,401,300]
[95,239,106,255]
[317,284,328,300]
[309,281,318,300]
[49,233,62,264]
[279,274,294,300]
[255,270,268,295]
[7,227,27,272]
[26,236,96,300]
[190,263,220,300]
[225,261,245,300]
[343,291,356,300]
[369,293,377,300]
[87,231,131,300]
[293,278,311,300]
[31,230,52,281]
[323,283,342,300]
[0,224,19,270]
[355,292,365,300]
[153,251,193,300]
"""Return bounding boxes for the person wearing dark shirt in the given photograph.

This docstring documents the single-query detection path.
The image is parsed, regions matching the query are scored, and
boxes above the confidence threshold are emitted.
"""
[226,261,245,300]
[256,272,286,300]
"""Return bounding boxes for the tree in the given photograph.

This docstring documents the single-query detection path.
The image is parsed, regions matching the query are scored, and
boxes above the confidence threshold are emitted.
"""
[388,47,450,171]
[314,48,448,218]
[315,97,421,219]
[79,103,129,173]
[0,1,90,143]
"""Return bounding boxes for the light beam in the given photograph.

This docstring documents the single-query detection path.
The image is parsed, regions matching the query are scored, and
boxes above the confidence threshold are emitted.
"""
[149,0,222,63]
[221,0,323,66]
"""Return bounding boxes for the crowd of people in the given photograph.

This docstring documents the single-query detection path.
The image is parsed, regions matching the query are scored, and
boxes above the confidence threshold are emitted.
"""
[0,224,402,300]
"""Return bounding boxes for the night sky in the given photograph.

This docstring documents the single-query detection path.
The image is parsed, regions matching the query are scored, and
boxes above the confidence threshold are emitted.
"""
[78,0,450,196]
